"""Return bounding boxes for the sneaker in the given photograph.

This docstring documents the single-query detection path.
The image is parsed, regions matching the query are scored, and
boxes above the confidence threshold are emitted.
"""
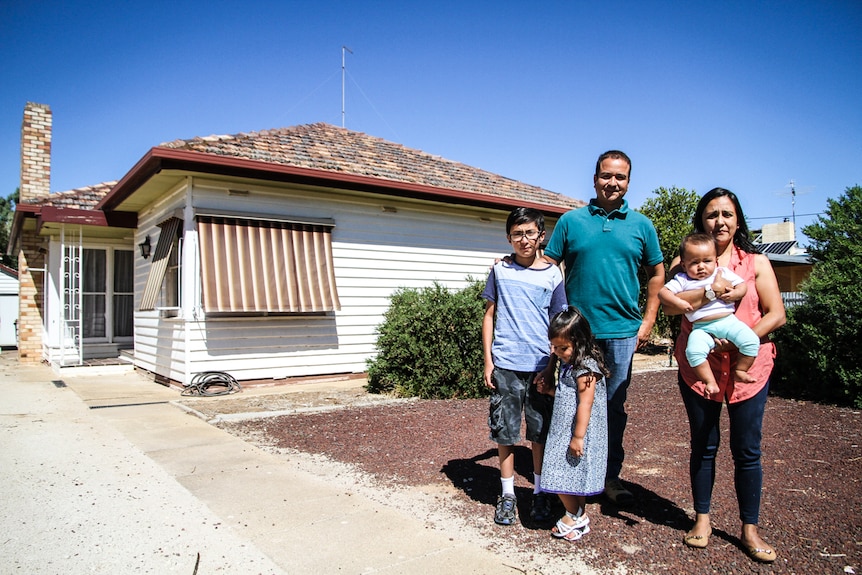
[604,477,634,506]
[530,492,553,523]
[494,494,518,525]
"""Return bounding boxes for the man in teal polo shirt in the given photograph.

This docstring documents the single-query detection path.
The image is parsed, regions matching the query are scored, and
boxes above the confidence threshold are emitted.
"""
[543,150,665,505]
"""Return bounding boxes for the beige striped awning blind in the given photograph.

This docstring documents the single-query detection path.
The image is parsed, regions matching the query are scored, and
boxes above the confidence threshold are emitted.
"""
[196,215,340,314]
[139,217,182,311]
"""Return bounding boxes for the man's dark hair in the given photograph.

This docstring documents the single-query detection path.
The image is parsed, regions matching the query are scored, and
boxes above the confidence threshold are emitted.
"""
[595,150,632,178]
[506,207,545,235]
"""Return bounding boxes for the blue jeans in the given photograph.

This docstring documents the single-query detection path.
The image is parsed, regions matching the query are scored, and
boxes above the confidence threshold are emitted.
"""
[597,336,637,481]
[678,375,768,524]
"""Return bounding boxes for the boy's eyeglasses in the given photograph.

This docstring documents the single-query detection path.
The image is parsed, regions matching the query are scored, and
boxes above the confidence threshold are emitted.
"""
[509,230,541,241]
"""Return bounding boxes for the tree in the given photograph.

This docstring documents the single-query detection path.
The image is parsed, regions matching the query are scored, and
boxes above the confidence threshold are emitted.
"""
[0,188,19,269]
[772,185,862,407]
[636,186,700,340]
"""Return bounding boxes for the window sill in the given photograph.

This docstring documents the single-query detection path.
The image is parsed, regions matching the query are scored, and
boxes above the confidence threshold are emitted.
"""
[156,307,181,318]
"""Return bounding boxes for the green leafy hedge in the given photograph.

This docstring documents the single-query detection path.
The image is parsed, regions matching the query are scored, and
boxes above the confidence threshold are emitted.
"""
[771,303,861,407]
[771,185,862,408]
[366,279,488,399]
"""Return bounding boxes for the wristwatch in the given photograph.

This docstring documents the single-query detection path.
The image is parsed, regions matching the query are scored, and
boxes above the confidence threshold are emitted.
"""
[704,286,717,301]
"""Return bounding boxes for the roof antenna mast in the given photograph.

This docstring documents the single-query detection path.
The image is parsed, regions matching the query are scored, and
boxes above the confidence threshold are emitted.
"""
[788,179,797,232]
[342,45,353,128]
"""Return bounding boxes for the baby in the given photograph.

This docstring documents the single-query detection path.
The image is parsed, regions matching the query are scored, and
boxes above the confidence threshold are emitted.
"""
[660,233,761,395]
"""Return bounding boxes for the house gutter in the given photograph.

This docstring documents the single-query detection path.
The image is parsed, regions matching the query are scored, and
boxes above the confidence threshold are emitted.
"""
[97,147,577,216]
[8,203,136,256]
[7,204,39,255]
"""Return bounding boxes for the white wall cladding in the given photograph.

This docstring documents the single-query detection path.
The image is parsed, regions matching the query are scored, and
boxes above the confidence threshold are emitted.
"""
[132,182,188,381]
[132,177,558,384]
[0,268,19,348]
[0,270,18,293]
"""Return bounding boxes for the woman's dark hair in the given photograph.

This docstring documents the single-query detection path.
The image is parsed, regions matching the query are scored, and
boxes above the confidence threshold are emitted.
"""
[548,306,610,378]
[692,187,758,254]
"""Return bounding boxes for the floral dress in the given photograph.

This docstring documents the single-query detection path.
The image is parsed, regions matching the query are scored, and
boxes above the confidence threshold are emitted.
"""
[541,358,608,496]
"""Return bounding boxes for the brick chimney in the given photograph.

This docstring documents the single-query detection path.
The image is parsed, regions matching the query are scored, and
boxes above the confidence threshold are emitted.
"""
[17,102,52,362]
[20,102,52,202]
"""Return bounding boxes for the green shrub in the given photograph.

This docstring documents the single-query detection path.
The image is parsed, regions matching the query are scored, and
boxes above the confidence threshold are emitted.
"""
[366,279,488,399]
[771,185,862,408]
[772,300,862,407]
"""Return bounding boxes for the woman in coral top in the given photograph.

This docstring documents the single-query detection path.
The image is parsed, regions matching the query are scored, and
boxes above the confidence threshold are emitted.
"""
[662,188,786,563]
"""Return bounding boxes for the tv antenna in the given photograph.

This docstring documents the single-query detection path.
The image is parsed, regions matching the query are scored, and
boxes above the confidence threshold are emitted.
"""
[787,180,798,229]
[342,45,353,128]
[773,180,813,239]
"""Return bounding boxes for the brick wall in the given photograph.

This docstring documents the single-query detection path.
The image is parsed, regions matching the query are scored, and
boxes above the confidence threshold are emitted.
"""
[18,102,52,361]
[16,233,45,361]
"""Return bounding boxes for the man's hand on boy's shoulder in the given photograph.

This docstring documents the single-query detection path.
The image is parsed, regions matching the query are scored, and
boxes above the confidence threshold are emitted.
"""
[497,253,516,265]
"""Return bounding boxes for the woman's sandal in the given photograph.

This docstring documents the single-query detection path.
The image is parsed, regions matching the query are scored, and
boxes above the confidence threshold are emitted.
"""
[552,515,590,541]
[746,545,777,563]
[683,527,712,549]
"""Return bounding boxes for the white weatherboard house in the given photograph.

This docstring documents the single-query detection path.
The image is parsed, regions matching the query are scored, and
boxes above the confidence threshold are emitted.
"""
[11,103,584,386]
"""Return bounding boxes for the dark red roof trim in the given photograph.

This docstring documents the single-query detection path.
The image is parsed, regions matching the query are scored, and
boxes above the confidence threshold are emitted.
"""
[37,206,137,229]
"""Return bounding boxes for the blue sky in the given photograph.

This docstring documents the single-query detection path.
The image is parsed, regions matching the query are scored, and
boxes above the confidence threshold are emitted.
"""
[2,1,860,246]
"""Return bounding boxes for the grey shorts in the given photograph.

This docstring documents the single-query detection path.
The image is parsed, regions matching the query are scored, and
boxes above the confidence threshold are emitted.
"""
[488,367,554,445]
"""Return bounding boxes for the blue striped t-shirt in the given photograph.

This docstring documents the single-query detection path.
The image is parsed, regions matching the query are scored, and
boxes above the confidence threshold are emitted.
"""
[482,260,568,372]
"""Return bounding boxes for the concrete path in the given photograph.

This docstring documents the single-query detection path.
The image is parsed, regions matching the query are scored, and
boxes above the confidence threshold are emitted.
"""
[0,354,544,574]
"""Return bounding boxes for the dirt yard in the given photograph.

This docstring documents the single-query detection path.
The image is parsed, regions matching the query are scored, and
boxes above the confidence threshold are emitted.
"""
[179,362,861,575]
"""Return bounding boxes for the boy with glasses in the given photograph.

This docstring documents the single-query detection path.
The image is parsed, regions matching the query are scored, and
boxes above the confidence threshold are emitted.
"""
[482,207,568,525]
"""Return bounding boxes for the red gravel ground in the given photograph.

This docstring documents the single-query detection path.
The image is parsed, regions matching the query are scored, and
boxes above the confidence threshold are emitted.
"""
[219,369,861,575]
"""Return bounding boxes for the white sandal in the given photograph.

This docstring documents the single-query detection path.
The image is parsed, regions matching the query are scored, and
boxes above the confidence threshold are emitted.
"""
[563,523,590,541]
[551,514,590,539]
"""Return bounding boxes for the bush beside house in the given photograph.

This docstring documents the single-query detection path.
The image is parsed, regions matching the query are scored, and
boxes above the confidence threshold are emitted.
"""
[366,280,487,399]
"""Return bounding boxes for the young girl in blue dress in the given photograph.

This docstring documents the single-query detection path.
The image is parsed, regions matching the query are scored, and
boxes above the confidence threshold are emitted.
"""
[539,306,610,541]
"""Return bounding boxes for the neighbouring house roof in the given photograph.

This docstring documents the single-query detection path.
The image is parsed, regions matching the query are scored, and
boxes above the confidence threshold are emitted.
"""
[756,241,814,266]
[766,253,814,266]
[97,123,585,214]
[0,263,18,279]
[756,241,797,255]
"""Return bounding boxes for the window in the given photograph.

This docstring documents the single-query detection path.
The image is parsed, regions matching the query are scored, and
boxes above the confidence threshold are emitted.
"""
[164,233,181,308]
[196,215,340,314]
[81,249,106,339]
[63,247,133,340]
[140,218,182,311]
[113,250,133,336]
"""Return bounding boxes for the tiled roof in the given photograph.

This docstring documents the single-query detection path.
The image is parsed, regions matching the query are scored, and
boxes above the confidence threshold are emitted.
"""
[29,182,118,208]
[159,123,584,210]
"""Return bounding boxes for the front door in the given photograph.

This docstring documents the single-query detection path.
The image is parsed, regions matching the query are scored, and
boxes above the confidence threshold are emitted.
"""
[60,245,133,365]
